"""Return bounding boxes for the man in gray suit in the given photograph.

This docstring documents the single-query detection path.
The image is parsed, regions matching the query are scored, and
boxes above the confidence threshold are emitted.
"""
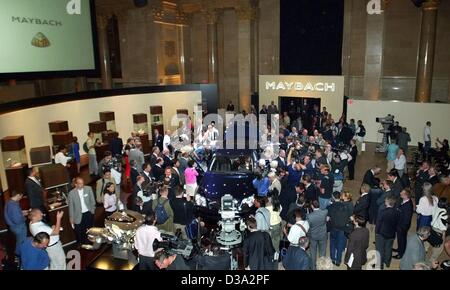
[68,177,96,245]
[307,200,328,270]
[129,145,145,174]
[400,226,432,270]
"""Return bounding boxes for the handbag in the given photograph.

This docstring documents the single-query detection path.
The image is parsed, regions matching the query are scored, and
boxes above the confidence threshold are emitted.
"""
[427,228,443,247]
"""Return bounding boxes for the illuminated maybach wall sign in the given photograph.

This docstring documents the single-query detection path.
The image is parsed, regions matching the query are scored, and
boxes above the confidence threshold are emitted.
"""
[259,75,345,121]
[265,81,336,92]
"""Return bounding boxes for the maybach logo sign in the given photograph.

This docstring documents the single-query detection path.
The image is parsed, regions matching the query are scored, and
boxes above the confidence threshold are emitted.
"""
[265,81,336,92]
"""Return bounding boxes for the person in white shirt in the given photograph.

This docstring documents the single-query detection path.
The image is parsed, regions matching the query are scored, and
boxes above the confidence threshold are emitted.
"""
[394,148,407,177]
[424,121,432,153]
[103,182,117,217]
[286,208,309,245]
[29,209,66,270]
[54,145,71,167]
[429,197,449,263]
[163,130,172,152]
[134,213,162,270]
[416,182,439,229]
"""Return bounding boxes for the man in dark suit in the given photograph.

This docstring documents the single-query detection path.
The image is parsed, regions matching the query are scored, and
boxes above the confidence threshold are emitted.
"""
[345,215,370,270]
[152,158,165,181]
[354,184,371,222]
[131,176,153,215]
[274,150,287,170]
[375,195,400,269]
[376,180,394,214]
[162,149,173,168]
[362,166,381,188]
[24,167,45,211]
[150,146,160,167]
[141,162,153,186]
[154,129,164,152]
[394,189,414,259]
[178,152,189,177]
[171,159,184,185]
[109,134,123,158]
[414,162,430,205]
[282,236,312,270]
[387,170,404,199]
[302,175,319,202]
[348,139,358,180]
[130,160,140,188]
[162,167,180,200]
[242,217,275,270]
[368,187,383,225]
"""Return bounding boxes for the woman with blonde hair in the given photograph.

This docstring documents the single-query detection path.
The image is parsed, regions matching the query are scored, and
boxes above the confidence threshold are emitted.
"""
[341,190,353,202]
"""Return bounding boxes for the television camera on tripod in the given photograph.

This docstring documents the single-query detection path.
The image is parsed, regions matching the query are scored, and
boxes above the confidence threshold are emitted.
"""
[375,114,395,153]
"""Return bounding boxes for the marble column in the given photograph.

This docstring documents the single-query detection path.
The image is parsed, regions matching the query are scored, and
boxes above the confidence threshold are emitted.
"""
[251,6,259,93]
[342,0,353,97]
[97,15,113,89]
[415,0,440,103]
[363,1,387,101]
[237,7,256,113]
[204,11,219,84]
[176,10,190,84]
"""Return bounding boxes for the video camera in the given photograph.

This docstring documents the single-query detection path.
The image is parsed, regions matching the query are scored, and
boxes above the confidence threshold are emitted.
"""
[141,180,163,197]
[153,233,194,258]
[376,114,395,124]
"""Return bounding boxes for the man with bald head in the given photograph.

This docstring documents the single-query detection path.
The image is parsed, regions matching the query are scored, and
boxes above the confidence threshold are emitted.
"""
[68,177,96,245]
[29,208,66,270]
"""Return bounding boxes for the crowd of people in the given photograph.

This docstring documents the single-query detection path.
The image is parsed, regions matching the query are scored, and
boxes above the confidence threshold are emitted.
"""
[2,106,450,271]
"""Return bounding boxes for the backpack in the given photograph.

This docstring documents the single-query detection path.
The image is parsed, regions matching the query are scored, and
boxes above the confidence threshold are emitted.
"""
[155,199,169,224]
[83,141,89,154]
[185,218,199,240]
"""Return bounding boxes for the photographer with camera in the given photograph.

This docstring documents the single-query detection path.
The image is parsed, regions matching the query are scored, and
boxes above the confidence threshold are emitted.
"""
[154,248,190,270]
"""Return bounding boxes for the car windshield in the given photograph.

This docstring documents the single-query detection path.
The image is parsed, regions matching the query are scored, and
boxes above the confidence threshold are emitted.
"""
[210,155,253,172]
